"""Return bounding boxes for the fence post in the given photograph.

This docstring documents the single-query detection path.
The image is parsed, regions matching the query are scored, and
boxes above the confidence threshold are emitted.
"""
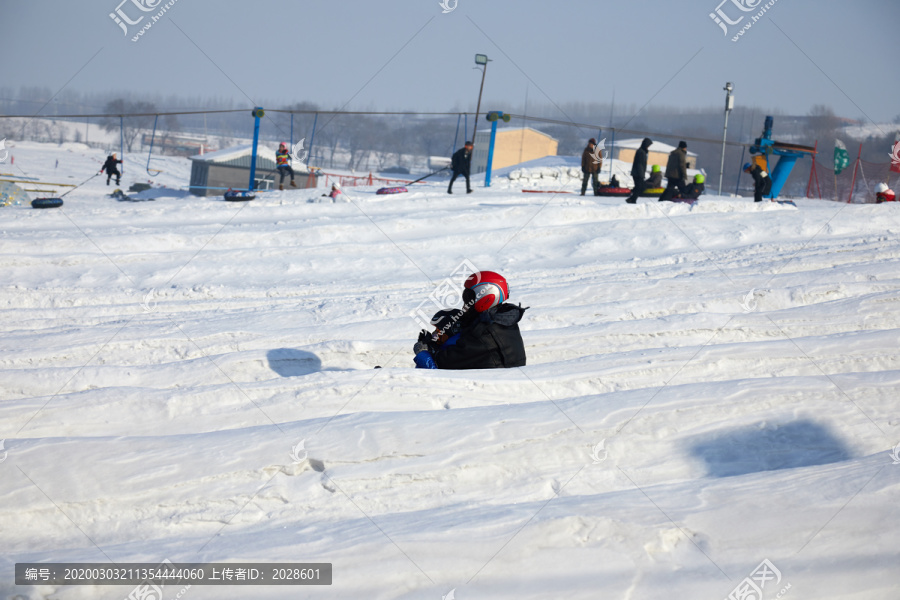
[806,140,817,198]
[847,142,862,203]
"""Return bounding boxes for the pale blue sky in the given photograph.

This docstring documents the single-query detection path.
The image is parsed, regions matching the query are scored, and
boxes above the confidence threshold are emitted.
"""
[1,0,898,124]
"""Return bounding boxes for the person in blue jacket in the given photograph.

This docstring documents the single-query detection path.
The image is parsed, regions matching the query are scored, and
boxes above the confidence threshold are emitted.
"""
[414,309,464,369]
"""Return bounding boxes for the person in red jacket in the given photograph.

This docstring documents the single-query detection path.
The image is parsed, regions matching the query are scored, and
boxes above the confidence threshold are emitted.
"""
[875,182,896,203]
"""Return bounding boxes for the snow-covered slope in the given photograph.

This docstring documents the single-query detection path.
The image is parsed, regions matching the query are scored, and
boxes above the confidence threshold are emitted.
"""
[1,142,899,599]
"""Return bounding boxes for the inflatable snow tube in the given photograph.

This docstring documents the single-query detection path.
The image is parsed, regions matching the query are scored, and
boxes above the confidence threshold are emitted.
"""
[641,187,665,197]
[376,186,407,195]
[224,190,256,202]
[31,197,64,209]
[595,187,632,197]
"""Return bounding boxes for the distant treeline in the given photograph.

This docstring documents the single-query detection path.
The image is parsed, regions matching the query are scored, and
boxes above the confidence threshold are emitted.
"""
[1,86,897,196]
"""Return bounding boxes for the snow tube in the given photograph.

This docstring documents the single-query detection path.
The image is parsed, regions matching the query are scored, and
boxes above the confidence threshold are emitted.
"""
[595,187,632,197]
[224,190,255,202]
[31,197,64,209]
[376,186,407,195]
[641,187,665,197]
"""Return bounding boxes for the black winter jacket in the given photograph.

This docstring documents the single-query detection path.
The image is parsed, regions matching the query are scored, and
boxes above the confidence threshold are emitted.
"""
[631,137,652,179]
[665,148,687,181]
[434,304,527,369]
[451,147,471,176]
[101,156,122,174]
[749,165,772,195]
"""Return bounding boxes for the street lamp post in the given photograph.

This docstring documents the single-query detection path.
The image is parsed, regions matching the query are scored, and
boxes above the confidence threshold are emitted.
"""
[472,54,491,145]
[718,82,734,196]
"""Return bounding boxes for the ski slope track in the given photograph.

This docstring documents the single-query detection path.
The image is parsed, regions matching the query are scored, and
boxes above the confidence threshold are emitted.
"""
[1,143,899,599]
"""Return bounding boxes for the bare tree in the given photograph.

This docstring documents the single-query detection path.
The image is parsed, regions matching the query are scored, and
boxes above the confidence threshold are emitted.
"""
[100,99,158,152]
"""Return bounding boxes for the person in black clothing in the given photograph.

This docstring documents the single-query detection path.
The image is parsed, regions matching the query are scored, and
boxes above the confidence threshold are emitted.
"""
[413,271,527,369]
[659,141,690,201]
[626,137,653,204]
[681,173,706,200]
[100,153,123,186]
[743,162,773,202]
[448,141,473,194]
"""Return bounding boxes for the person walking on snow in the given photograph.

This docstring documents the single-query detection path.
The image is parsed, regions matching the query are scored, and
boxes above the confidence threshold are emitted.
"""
[100,153,123,186]
[743,162,772,202]
[448,141,473,194]
[659,141,689,201]
[581,138,601,196]
[626,137,653,204]
[276,142,296,191]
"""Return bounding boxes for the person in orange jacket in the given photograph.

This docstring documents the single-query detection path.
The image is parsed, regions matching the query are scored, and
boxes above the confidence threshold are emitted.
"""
[276,142,296,191]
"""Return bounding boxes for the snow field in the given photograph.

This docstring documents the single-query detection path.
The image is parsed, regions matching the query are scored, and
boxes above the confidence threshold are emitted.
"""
[1,143,899,599]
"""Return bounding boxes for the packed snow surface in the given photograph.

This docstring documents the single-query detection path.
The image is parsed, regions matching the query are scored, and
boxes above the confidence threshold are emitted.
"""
[1,142,899,599]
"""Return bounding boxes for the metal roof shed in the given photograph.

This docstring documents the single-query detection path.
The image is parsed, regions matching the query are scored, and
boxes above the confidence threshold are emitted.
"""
[188,145,315,196]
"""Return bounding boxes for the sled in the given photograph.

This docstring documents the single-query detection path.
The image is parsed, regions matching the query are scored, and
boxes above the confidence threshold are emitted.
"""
[594,187,632,197]
[522,189,573,194]
[376,186,408,195]
[31,197,64,209]
[224,189,256,202]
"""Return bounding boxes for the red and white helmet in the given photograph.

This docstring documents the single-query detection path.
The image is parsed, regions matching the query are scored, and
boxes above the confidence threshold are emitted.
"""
[463,271,509,312]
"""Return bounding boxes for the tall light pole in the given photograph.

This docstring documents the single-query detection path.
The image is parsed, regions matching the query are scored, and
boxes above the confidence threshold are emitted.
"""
[472,54,491,146]
[718,82,734,196]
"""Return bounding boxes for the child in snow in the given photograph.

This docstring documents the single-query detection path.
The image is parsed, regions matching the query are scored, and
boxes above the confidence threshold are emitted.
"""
[645,164,663,189]
[276,142,296,190]
[875,182,896,203]
[100,153,123,186]
[414,309,464,369]
[743,162,773,202]
[413,271,527,370]
[682,173,706,200]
